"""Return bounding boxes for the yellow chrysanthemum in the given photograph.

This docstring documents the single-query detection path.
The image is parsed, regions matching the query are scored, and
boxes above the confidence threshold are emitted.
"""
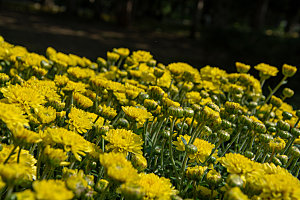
[0,102,29,129]
[33,179,74,200]
[42,127,93,161]
[173,135,216,163]
[100,152,139,183]
[218,153,264,179]
[1,84,46,111]
[104,129,143,155]
[254,63,279,77]
[123,173,177,200]
[122,106,152,126]
[66,107,103,134]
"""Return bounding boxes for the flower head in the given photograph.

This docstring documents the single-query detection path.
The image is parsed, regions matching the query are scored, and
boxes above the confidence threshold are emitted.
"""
[33,179,74,200]
[122,106,152,126]
[104,129,143,155]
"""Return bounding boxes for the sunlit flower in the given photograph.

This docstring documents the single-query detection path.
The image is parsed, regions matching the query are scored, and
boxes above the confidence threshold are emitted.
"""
[100,152,139,183]
[33,179,74,200]
[122,106,152,126]
[104,129,143,155]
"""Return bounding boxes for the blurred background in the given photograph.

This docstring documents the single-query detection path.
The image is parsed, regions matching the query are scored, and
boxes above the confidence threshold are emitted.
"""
[0,0,299,107]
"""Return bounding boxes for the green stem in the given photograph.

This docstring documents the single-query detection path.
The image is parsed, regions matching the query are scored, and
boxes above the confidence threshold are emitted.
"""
[4,185,14,200]
[3,145,17,164]
[265,76,288,103]
[221,131,241,157]
[17,146,22,163]
[179,152,189,192]
[168,117,179,180]
[267,150,276,163]
[282,136,296,155]
[203,140,222,165]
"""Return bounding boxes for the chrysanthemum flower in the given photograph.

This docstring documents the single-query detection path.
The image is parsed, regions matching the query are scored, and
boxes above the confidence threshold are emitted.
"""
[10,124,42,144]
[66,107,103,134]
[122,106,152,126]
[173,135,216,163]
[33,179,74,200]
[42,127,93,161]
[1,84,46,111]
[0,102,29,129]
[104,129,143,155]
[35,106,56,124]
[122,173,177,200]
[67,66,95,79]
[43,145,70,167]
[73,92,93,109]
[0,163,36,183]
[254,63,279,78]
[218,153,264,178]
[100,152,139,183]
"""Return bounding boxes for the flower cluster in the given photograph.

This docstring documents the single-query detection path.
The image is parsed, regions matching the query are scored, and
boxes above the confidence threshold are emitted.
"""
[0,36,299,199]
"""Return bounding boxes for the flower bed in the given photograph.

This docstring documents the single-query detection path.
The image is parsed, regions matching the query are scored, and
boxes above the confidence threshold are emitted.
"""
[0,36,299,199]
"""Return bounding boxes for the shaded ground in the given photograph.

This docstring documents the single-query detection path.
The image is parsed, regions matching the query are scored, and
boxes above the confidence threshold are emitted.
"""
[0,10,299,107]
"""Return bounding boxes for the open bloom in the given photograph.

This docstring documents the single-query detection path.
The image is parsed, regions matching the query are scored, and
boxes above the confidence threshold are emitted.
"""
[103,128,143,155]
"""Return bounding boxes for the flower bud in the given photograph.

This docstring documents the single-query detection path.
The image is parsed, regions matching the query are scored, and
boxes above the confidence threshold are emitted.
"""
[270,96,282,108]
[282,111,293,121]
[143,99,158,111]
[224,187,249,200]
[206,102,220,112]
[236,62,251,73]
[202,126,213,136]
[206,169,222,186]
[282,64,297,77]
[154,146,161,155]
[117,118,129,129]
[244,151,254,159]
[269,137,286,152]
[253,122,266,134]
[186,166,207,180]
[217,130,230,142]
[131,154,147,172]
[225,102,241,115]
[119,184,144,200]
[107,52,120,62]
[282,88,294,98]
[185,144,198,155]
[95,125,109,136]
[161,130,171,139]
[154,67,164,78]
[148,86,165,101]
[182,82,194,92]
[296,110,300,118]
[168,106,184,118]
[175,122,188,132]
[239,115,253,127]
[291,146,300,157]
[249,101,258,109]
[278,130,292,139]
[183,107,194,118]
[272,156,282,166]
[227,174,244,188]
[267,126,277,133]
[259,134,273,143]
[147,59,156,67]
[291,128,300,137]
[200,90,209,98]
[221,119,232,129]
[276,120,290,131]
[96,179,109,192]
[276,155,288,165]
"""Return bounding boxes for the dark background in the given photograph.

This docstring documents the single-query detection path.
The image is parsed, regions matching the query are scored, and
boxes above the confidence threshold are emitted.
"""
[0,0,299,107]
